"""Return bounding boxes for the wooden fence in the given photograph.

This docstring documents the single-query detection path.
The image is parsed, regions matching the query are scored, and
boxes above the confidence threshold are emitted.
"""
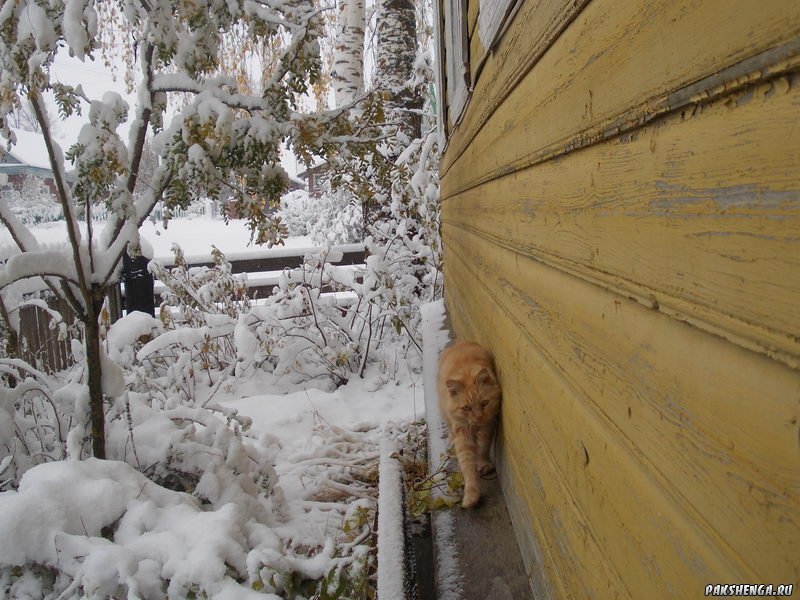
[15,244,366,373]
[117,244,366,318]
[17,295,77,374]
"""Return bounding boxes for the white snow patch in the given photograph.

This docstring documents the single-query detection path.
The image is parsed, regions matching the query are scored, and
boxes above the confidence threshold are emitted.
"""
[376,435,406,599]
[420,299,463,600]
[421,299,450,470]
[106,311,164,367]
[0,459,273,598]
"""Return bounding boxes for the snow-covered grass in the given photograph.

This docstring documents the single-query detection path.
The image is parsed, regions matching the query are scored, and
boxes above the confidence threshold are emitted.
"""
[0,214,315,263]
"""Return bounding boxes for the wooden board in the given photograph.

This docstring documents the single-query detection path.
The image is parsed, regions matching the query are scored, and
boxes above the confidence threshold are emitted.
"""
[443,228,800,592]
[468,12,486,84]
[467,0,479,40]
[438,0,800,594]
[443,0,470,127]
[441,0,800,190]
[445,75,800,369]
[442,0,590,165]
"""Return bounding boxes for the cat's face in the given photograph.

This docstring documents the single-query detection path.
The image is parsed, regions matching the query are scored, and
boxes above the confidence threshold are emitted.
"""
[445,368,501,426]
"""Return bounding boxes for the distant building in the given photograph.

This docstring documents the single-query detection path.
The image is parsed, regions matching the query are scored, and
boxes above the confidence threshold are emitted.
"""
[0,129,72,195]
[287,175,306,193]
[297,162,328,198]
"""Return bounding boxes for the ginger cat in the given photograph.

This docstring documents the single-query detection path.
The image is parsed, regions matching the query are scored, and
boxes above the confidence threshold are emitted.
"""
[437,340,502,508]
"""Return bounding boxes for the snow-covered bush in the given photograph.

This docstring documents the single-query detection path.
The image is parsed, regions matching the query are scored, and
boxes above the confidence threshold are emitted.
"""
[152,244,251,326]
[369,125,443,340]
[145,235,432,389]
[0,301,396,598]
[308,188,364,245]
[279,190,313,237]
[0,458,286,599]
[2,176,62,225]
[0,360,73,489]
[279,188,363,245]
[244,246,369,386]
[270,111,442,384]
[0,310,295,597]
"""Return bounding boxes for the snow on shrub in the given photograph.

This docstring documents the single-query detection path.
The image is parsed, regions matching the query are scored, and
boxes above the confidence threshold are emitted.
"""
[0,458,285,599]
[279,188,363,245]
[2,175,63,226]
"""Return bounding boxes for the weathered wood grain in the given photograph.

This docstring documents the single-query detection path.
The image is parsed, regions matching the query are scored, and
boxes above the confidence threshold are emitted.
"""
[446,74,800,369]
[18,296,75,374]
[443,226,800,589]
[439,0,800,595]
[496,436,559,599]
[445,285,610,598]
[441,0,800,191]
[468,13,486,84]
[440,0,589,171]
[467,0,479,41]
[443,0,470,127]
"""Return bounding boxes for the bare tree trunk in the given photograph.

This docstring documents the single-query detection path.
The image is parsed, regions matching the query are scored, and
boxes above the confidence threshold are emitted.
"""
[85,294,106,459]
[333,0,365,107]
[375,0,421,151]
[31,91,109,458]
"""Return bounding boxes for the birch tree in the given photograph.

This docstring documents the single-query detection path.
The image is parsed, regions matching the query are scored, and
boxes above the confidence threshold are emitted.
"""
[332,0,365,107]
[375,0,421,150]
[0,0,357,458]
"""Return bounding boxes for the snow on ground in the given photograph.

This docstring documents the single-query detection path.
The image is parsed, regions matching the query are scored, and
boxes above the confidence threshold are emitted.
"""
[0,363,426,598]
[0,214,314,263]
[0,215,436,598]
[217,370,423,441]
[137,217,314,261]
[217,368,423,545]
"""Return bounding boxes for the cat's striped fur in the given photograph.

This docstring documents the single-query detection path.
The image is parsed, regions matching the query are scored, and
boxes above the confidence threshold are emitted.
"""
[437,340,502,508]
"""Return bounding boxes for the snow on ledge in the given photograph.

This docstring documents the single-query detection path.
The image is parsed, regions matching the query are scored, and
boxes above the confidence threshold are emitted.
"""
[420,299,463,600]
[376,435,405,599]
[152,242,366,267]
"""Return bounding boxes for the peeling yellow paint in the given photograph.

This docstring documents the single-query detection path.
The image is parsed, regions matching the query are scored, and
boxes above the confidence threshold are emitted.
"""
[441,0,800,596]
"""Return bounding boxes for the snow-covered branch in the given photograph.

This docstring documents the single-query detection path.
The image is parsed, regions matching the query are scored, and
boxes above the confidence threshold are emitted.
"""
[0,250,81,291]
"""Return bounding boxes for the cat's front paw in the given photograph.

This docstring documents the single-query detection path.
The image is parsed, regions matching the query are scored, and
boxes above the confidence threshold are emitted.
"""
[461,489,481,509]
[478,462,496,477]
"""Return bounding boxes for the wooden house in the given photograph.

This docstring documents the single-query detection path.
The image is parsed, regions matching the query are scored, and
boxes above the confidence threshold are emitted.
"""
[297,162,329,198]
[0,128,62,195]
[434,0,800,597]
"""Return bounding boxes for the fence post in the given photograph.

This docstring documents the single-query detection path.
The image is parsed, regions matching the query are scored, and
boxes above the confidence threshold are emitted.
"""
[107,283,123,323]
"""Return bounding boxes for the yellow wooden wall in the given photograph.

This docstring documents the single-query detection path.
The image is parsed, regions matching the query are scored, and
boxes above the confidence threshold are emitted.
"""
[440,0,800,597]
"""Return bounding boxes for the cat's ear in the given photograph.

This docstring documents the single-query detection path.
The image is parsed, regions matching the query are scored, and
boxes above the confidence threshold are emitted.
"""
[446,380,464,396]
[476,368,495,387]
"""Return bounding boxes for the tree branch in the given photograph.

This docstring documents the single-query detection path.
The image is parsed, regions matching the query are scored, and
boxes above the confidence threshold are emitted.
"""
[29,91,91,304]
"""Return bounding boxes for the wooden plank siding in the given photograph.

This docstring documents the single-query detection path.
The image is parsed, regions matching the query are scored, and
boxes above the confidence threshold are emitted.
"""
[439,0,800,596]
